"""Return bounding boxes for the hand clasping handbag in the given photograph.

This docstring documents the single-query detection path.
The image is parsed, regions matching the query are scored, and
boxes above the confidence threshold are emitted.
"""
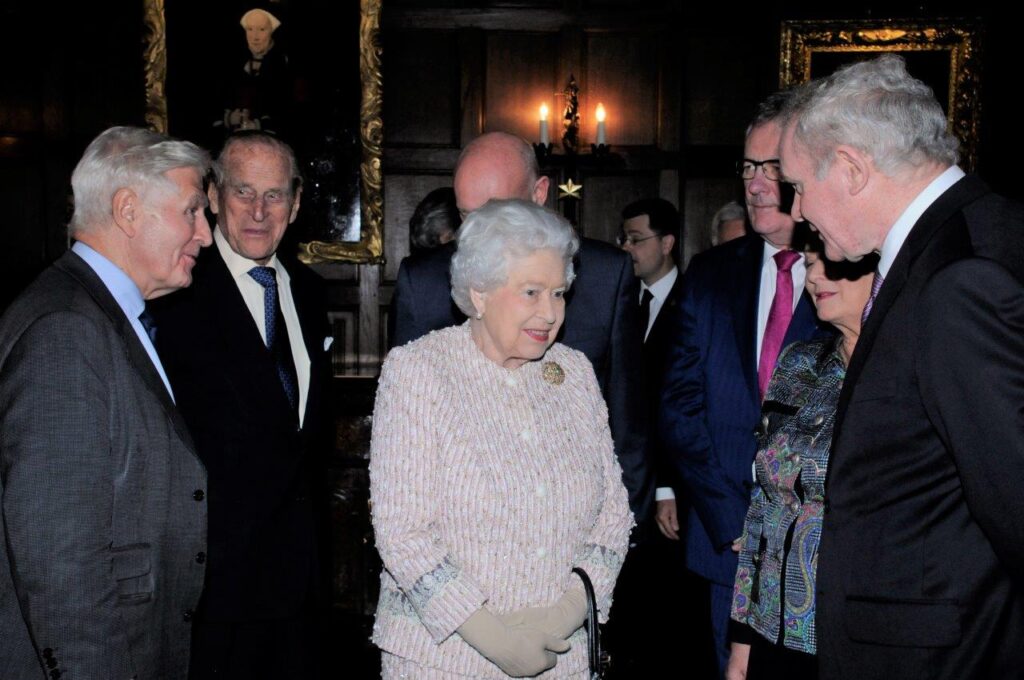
[572,567,609,679]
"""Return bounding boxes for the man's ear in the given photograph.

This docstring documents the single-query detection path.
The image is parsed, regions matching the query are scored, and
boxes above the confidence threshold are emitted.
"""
[288,187,302,224]
[660,233,676,258]
[835,145,870,196]
[112,188,138,237]
[532,175,550,206]
[207,183,221,215]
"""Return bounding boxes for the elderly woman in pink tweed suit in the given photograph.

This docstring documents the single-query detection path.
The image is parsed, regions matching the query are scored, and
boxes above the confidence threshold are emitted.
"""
[370,199,634,678]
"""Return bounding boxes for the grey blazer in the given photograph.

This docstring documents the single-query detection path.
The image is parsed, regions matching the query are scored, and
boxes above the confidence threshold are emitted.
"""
[0,251,207,679]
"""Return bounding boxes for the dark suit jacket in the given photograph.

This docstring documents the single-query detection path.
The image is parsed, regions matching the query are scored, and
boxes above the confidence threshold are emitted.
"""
[817,175,1024,679]
[659,234,827,585]
[152,245,332,622]
[642,271,686,497]
[0,251,207,679]
[389,238,652,523]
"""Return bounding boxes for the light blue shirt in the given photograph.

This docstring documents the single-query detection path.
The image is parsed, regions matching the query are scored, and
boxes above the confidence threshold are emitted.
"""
[71,241,175,401]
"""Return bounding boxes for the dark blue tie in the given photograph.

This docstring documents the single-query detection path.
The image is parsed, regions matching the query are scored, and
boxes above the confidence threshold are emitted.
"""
[138,308,158,344]
[247,266,299,418]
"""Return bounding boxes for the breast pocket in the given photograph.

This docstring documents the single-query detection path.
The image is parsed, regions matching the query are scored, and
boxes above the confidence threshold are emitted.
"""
[111,543,153,604]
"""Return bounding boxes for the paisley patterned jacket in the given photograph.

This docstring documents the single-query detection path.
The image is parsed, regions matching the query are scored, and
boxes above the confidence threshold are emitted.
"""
[731,336,844,654]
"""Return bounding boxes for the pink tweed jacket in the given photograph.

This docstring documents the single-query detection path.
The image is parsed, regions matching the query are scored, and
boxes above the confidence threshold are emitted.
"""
[370,322,633,677]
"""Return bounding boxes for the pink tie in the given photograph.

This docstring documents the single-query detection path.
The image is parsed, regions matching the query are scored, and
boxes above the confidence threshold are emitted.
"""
[861,270,884,324]
[758,250,801,399]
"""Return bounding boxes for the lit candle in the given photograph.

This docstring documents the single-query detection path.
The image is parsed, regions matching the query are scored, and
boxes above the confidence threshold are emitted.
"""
[595,103,607,145]
[539,104,550,145]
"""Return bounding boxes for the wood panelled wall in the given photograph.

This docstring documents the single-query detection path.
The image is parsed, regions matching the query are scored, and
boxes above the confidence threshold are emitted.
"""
[328,2,688,375]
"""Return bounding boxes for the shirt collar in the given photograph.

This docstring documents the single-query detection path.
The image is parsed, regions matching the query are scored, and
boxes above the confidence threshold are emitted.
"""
[760,240,803,266]
[878,165,965,277]
[214,226,286,283]
[641,266,678,302]
[71,241,145,320]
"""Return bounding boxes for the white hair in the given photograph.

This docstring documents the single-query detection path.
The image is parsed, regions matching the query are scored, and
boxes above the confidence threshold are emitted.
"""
[70,126,211,235]
[711,200,747,246]
[450,199,579,316]
[240,8,281,31]
[789,54,959,177]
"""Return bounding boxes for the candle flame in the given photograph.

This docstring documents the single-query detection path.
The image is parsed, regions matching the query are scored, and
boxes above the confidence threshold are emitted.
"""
[539,103,549,120]
[595,103,606,122]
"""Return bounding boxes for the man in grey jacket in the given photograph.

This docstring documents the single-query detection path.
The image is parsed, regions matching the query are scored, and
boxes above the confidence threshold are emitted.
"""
[0,126,211,679]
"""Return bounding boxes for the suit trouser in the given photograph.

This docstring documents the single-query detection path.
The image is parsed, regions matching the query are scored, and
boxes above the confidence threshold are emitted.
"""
[709,580,733,678]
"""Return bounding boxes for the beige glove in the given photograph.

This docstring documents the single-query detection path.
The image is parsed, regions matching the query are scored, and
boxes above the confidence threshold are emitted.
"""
[499,587,588,639]
[457,607,571,677]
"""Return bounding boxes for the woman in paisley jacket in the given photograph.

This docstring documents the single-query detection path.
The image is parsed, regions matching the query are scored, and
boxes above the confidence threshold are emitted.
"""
[726,239,878,680]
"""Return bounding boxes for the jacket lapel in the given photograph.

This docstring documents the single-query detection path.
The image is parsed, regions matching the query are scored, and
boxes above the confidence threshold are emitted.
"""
[834,174,988,431]
[200,248,297,422]
[56,251,197,451]
[278,256,327,427]
[729,235,764,403]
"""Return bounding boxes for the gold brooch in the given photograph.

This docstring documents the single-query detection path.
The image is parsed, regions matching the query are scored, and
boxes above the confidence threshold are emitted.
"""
[542,361,565,385]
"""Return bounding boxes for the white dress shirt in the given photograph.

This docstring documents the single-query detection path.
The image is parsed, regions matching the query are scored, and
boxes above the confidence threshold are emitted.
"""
[657,241,805,504]
[640,266,679,342]
[214,228,311,425]
[878,165,966,278]
[72,241,175,401]
[755,242,806,363]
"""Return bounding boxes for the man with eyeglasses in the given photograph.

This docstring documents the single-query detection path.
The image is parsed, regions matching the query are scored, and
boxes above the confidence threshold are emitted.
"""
[659,92,829,678]
[151,131,333,679]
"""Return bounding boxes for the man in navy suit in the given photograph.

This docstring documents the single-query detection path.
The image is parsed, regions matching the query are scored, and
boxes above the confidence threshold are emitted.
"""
[781,55,1024,680]
[659,93,827,677]
[152,132,332,679]
[390,132,650,524]
[603,197,719,676]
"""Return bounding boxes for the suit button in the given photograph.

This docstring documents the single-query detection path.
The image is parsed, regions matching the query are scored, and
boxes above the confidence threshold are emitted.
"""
[823,498,831,514]
[184,609,194,622]
[195,552,206,564]
[45,658,57,669]
[192,489,205,501]
[42,648,53,659]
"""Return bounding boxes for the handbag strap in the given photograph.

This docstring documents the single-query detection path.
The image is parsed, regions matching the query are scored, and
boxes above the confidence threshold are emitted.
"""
[571,567,605,677]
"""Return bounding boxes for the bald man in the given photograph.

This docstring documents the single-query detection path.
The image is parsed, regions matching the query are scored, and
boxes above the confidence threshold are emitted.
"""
[389,132,651,525]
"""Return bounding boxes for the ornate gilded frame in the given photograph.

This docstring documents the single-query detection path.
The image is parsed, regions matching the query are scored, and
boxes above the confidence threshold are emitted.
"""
[143,0,384,263]
[780,19,983,171]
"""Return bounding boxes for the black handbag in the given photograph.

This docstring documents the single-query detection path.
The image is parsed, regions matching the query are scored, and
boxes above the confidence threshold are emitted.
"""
[572,567,609,679]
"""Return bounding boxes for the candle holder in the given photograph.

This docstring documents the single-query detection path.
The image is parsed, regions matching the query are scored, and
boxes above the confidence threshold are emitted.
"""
[533,143,554,167]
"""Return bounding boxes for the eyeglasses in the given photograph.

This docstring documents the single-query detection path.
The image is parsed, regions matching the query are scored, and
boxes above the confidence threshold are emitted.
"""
[737,159,782,182]
[616,233,659,247]
[228,184,291,205]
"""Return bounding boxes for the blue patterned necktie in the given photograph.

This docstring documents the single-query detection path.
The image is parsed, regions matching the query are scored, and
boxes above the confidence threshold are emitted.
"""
[247,266,299,418]
[138,309,158,344]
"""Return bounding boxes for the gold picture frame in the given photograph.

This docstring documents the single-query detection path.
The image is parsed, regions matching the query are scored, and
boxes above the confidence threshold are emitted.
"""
[780,18,983,171]
[143,0,384,264]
